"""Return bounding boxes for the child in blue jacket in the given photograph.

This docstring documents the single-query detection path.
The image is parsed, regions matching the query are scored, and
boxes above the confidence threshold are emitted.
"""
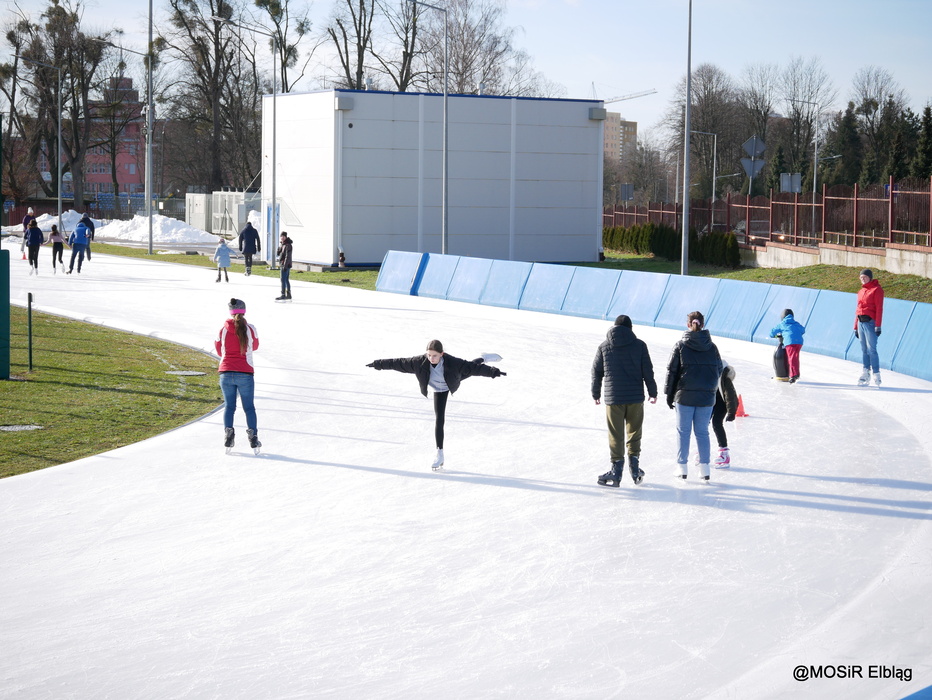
[770,309,806,383]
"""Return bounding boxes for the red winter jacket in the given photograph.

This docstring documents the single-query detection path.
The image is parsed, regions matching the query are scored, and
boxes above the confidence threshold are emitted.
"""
[854,279,884,330]
[215,318,259,373]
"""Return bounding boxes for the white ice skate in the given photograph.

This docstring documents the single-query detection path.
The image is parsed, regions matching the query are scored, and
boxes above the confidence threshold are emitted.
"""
[480,353,502,363]
[431,449,444,471]
[872,372,882,387]
[858,369,870,386]
[714,447,731,468]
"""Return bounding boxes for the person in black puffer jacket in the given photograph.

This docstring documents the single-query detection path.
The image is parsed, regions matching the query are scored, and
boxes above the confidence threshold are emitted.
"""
[368,339,506,471]
[591,315,657,488]
[664,310,723,481]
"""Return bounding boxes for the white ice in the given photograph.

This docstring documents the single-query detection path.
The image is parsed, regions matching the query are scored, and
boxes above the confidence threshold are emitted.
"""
[2,240,931,699]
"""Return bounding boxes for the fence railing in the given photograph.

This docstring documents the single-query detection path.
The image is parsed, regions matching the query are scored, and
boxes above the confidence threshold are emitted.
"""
[603,175,932,250]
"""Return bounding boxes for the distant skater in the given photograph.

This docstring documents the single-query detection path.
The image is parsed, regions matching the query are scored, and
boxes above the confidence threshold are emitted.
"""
[25,219,44,275]
[664,311,723,481]
[48,224,66,273]
[67,218,92,274]
[854,269,884,387]
[20,207,35,254]
[238,221,261,276]
[213,238,232,283]
[214,298,261,453]
[276,232,293,301]
[80,213,96,260]
[710,361,738,468]
[367,340,506,470]
[769,309,806,383]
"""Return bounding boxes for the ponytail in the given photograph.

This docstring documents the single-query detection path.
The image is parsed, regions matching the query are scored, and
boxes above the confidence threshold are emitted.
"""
[687,311,705,331]
[233,314,250,353]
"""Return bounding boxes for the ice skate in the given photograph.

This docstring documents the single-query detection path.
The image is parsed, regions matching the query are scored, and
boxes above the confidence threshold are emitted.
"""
[597,459,624,488]
[699,463,711,481]
[714,447,731,468]
[480,353,502,363]
[858,369,870,386]
[872,372,882,387]
[677,463,688,480]
[247,429,262,455]
[431,449,444,471]
[628,455,644,485]
[224,427,235,454]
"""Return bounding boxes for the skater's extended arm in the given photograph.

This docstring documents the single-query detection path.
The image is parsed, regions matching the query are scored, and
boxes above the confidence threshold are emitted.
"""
[367,356,423,374]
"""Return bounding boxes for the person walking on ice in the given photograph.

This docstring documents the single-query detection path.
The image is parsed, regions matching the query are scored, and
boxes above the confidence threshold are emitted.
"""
[238,221,261,276]
[664,311,723,481]
[48,224,66,274]
[591,314,657,488]
[24,219,44,275]
[769,309,806,383]
[367,340,506,470]
[213,238,233,283]
[276,232,293,301]
[854,268,884,386]
[215,298,261,454]
[710,361,738,468]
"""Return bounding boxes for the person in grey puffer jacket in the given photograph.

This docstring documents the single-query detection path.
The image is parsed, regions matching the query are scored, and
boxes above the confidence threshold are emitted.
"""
[664,310,723,481]
[591,314,657,488]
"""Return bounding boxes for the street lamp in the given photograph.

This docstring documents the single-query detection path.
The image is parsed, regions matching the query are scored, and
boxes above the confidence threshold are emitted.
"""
[212,15,278,267]
[17,55,62,235]
[680,0,693,275]
[788,97,826,235]
[407,0,448,254]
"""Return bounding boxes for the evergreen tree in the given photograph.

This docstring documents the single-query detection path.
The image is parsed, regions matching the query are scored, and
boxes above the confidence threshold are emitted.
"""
[822,102,862,186]
[884,125,909,182]
[859,150,880,187]
[766,144,786,193]
[910,105,932,179]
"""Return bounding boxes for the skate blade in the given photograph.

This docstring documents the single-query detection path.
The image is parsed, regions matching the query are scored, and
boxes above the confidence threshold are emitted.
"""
[225,446,233,455]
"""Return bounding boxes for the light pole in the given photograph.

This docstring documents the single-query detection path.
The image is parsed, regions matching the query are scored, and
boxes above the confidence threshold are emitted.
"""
[680,0,693,276]
[93,21,156,253]
[212,15,279,267]
[788,97,825,235]
[407,0,448,254]
[17,55,62,235]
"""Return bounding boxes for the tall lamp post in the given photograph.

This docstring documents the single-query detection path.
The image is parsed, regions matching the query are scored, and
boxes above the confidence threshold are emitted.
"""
[17,55,62,235]
[212,15,279,267]
[788,97,824,236]
[93,27,156,253]
[680,0,693,276]
[407,0,448,254]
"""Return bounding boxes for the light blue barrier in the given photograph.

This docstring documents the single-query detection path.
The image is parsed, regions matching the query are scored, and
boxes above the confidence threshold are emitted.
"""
[892,302,932,381]
[655,276,721,330]
[562,267,622,319]
[800,290,859,360]
[415,253,461,299]
[377,251,932,384]
[844,297,916,372]
[480,260,533,308]
[446,256,494,304]
[376,250,424,295]
[605,270,670,326]
[707,279,772,341]
[751,285,821,344]
[518,264,576,313]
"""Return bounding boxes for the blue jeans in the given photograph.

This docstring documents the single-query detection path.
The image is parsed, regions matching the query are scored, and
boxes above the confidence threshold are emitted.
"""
[858,319,880,372]
[280,267,291,294]
[68,243,86,272]
[676,404,714,465]
[219,371,257,431]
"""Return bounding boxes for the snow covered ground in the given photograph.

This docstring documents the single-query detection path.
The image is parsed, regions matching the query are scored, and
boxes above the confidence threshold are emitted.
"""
[3,209,218,244]
[2,244,931,699]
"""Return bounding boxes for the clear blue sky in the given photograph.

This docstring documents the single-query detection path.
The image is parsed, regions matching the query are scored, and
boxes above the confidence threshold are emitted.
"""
[12,0,932,140]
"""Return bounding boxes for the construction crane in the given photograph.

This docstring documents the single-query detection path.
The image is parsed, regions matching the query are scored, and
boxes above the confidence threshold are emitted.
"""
[601,89,657,104]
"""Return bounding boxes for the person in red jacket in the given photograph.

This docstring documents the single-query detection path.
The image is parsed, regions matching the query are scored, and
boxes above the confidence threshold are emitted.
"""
[854,268,884,387]
[215,298,261,452]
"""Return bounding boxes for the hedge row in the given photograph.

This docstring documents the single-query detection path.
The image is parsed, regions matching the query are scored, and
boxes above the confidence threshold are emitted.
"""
[602,223,741,269]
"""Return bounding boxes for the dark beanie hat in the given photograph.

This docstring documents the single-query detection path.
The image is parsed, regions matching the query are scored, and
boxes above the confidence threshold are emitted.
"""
[614,314,633,328]
[782,309,793,319]
[228,298,246,313]
[860,268,873,280]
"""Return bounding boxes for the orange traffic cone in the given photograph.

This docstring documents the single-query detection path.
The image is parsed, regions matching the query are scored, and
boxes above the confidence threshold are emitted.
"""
[735,394,749,417]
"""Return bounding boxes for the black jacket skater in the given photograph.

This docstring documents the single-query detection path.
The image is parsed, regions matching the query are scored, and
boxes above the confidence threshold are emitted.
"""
[370,353,501,396]
[664,329,723,407]
[591,324,657,404]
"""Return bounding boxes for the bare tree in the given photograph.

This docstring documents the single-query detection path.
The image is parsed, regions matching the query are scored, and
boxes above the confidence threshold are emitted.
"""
[254,0,318,92]
[778,56,837,179]
[325,0,376,89]
[369,0,422,91]
[737,62,779,146]
[851,66,907,157]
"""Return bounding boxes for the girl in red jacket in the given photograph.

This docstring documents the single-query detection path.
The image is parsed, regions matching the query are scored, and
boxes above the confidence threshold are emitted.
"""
[215,298,261,452]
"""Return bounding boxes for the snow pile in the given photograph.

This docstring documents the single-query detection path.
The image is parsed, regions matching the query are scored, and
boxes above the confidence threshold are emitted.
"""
[98,214,217,244]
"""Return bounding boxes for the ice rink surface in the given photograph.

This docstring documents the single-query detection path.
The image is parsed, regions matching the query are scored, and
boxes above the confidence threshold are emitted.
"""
[3,250,931,699]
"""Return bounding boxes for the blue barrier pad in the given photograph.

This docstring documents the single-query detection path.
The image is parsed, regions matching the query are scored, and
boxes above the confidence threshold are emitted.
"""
[519,264,577,313]
[376,250,425,295]
[414,253,460,299]
[845,297,915,372]
[446,256,494,303]
[890,301,927,378]
[562,267,622,319]
[801,290,861,360]
[707,279,771,341]
[655,276,721,331]
[605,270,670,326]
[479,260,533,308]
[751,285,821,344]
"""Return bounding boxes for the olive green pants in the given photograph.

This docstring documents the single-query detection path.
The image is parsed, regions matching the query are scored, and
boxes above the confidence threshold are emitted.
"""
[606,402,644,462]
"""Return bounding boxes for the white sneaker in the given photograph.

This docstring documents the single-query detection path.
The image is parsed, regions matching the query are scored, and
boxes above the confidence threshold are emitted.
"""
[714,447,731,468]
[431,449,444,471]
[858,369,870,386]
[873,372,882,387]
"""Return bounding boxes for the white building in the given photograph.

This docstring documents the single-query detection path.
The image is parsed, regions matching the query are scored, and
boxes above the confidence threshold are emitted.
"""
[260,89,605,266]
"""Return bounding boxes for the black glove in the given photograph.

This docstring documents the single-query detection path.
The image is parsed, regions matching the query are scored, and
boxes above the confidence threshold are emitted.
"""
[726,413,736,422]
[667,399,675,410]
[490,368,506,377]
[854,328,859,339]
[875,327,881,337]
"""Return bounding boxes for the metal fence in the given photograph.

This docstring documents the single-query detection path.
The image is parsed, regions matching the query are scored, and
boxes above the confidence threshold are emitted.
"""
[603,175,932,250]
